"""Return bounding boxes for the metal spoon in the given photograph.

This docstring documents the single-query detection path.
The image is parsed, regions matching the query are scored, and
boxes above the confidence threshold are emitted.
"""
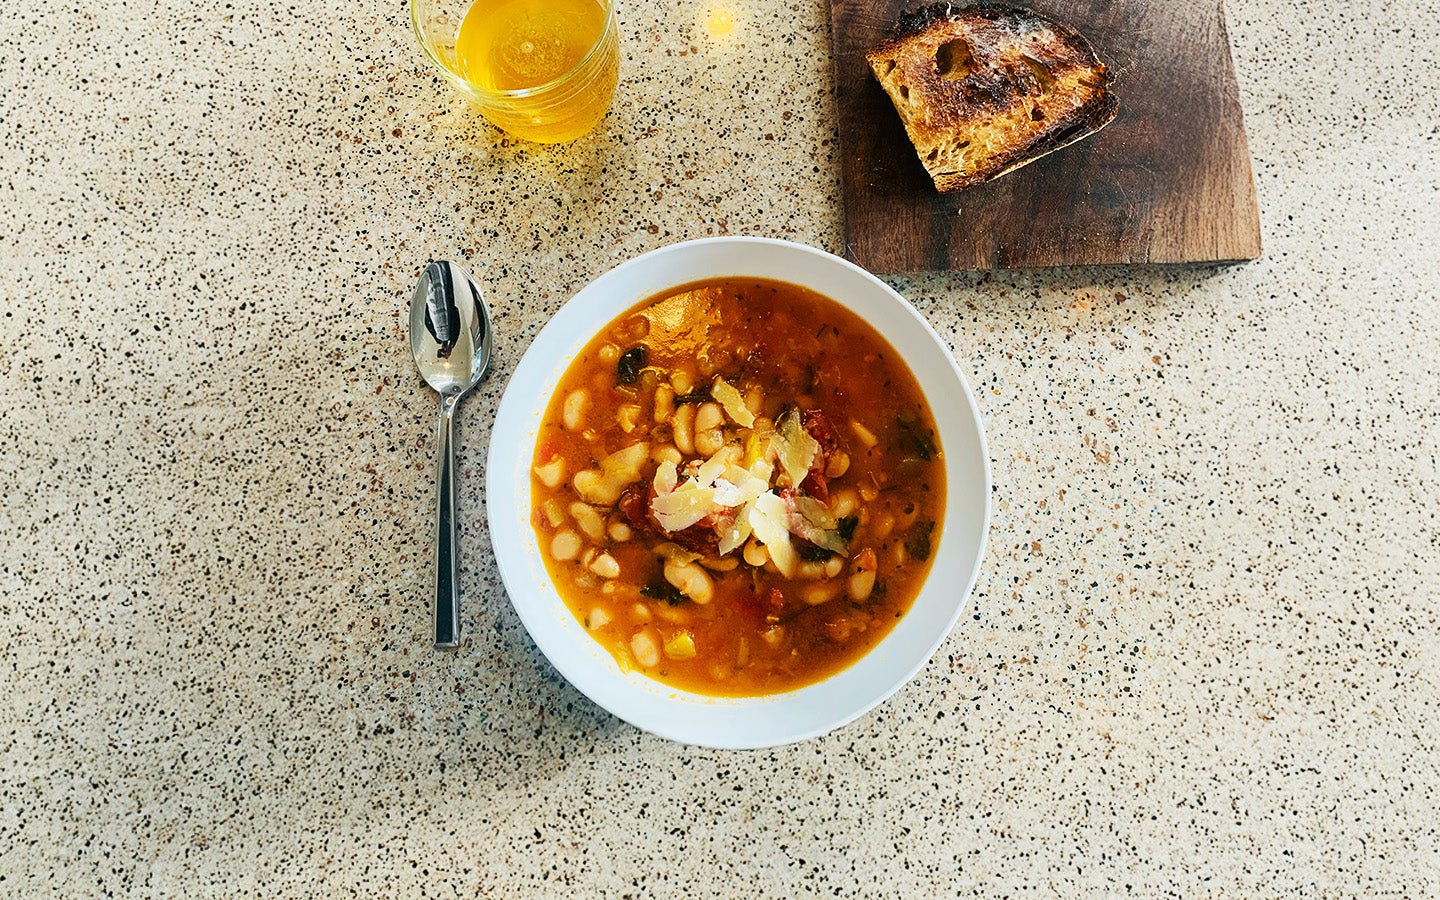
[409,260,493,649]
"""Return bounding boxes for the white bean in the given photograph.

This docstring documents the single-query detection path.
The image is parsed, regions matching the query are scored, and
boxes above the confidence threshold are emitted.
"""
[654,385,675,423]
[849,420,878,448]
[824,556,844,578]
[672,404,695,455]
[550,530,581,562]
[830,488,858,518]
[572,469,624,506]
[849,548,877,601]
[825,451,850,479]
[533,456,565,489]
[601,443,649,481]
[598,343,620,363]
[695,428,724,457]
[586,607,611,629]
[608,521,632,542]
[695,402,724,433]
[631,629,660,668]
[743,539,769,568]
[630,602,653,623]
[670,370,693,394]
[569,502,606,541]
[652,445,682,466]
[562,389,589,431]
[663,558,715,604]
[589,553,620,579]
[572,469,602,502]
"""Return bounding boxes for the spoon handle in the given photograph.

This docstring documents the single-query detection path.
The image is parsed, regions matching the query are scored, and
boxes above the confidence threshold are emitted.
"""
[432,395,462,648]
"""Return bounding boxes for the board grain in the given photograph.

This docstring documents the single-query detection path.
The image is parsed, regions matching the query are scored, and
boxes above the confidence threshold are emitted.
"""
[830,0,1262,272]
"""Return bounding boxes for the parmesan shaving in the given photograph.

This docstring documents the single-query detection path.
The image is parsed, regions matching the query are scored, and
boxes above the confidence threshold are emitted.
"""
[602,442,648,480]
[651,481,716,532]
[775,409,818,489]
[695,453,729,487]
[711,376,756,428]
[717,500,755,555]
[720,466,769,505]
[749,492,797,577]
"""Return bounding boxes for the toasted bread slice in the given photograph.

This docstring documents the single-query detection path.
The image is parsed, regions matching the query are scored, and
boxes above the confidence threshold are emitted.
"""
[867,4,1118,192]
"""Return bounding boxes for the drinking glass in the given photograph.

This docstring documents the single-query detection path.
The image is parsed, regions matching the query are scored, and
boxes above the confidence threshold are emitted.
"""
[411,0,619,143]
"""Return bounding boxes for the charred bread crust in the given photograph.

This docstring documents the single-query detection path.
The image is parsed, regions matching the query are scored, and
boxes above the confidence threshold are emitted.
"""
[873,2,1014,55]
[950,84,1118,191]
[867,3,1118,192]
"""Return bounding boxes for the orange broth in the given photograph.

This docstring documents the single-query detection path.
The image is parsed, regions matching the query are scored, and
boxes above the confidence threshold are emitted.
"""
[530,278,944,696]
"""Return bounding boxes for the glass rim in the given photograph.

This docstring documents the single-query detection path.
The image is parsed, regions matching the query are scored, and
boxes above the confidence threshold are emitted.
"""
[410,0,617,102]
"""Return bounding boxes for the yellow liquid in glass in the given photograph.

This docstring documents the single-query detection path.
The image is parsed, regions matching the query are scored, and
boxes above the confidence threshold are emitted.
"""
[453,0,615,142]
[456,0,602,90]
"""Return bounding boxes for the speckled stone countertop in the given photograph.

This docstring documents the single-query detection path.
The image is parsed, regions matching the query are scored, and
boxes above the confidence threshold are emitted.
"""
[2,0,1437,894]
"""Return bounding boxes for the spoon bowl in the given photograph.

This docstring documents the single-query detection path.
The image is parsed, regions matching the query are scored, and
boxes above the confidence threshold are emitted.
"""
[411,261,492,396]
[409,260,493,648]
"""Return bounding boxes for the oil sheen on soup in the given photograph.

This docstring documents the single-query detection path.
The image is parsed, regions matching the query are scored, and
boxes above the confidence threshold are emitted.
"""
[530,278,945,696]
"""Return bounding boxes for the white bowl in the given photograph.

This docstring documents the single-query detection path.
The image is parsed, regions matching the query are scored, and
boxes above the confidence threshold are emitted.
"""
[487,237,990,749]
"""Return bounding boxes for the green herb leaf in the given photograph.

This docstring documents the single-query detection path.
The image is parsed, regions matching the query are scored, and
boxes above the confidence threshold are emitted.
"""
[617,346,647,384]
[795,543,832,563]
[904,518,935,562]
[896,416,937,461]
[641,580,684,605]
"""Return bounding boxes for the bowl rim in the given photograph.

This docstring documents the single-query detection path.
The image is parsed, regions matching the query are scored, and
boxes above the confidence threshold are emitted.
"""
[485,236,991,748]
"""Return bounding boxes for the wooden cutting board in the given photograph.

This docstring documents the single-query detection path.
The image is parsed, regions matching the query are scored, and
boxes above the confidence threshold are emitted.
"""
[830,0,1262,272]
